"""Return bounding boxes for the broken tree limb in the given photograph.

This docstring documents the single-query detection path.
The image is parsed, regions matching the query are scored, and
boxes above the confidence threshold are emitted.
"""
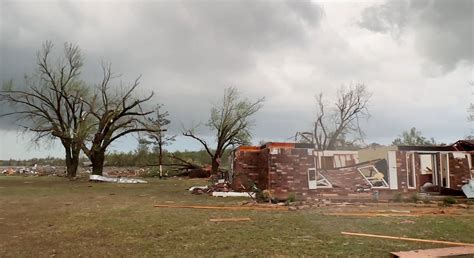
[341,232,474,247]
[168,154,202,169]
[209,217,251,222]
[153,204,287,211]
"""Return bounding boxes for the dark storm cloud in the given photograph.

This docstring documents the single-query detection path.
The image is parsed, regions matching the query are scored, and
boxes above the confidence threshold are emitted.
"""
[358,0,473,75]
[0,0,324,134]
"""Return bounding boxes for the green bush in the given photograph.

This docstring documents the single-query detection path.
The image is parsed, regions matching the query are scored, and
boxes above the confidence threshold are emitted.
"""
[443,197,457,205]
[409,193,420,203]
[391,193,403,203]
[286,193,296,203]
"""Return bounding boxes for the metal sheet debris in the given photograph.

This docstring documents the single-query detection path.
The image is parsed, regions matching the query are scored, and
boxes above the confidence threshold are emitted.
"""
[89,175,147,184]
[188,186,208,191]
[462,179,474,198]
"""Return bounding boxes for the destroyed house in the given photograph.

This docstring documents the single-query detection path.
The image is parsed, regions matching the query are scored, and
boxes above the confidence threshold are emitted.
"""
[230,141,474,200]
[359,141,474,195]
[230,142,360,200]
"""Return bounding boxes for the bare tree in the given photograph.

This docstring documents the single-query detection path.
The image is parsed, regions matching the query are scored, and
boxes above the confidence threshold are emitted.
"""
[183,87,264,176]
[0,41,89,178]
[79,64,158,175]
[296,84,371,150]
[145,104,176,177]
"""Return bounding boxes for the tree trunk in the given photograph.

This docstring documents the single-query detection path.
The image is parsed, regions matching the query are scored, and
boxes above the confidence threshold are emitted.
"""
[63,140,79,179]
[211,156,220,178]
[91,150,105,176]
[158,141,163,178]
[64,146,80,179]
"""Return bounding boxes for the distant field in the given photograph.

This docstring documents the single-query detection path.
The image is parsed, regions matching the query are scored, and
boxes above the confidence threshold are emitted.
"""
[0,176,473,257]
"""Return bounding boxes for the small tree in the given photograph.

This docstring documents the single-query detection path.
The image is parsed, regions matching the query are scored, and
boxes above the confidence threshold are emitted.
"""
[80,64,158,175]
[0,41,89,178]
[296,83,371,150]
[183,87,264,176]
[145,104,175,177]
[392,127,437,146]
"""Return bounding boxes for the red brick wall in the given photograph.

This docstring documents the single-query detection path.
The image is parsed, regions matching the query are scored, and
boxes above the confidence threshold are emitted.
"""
[448,153,471,190]
[395,151,471,191]
[231,149,268,191]
[267,148,373,200]
[268,148,315,199]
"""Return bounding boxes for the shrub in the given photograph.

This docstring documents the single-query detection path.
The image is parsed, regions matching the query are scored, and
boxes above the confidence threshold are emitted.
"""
[286,193,296,203]
[443,197,457,205]
[392,193,403,203]
[409,193,420,203]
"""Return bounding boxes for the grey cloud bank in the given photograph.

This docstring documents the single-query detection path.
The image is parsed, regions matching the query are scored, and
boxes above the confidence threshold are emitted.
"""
[0,0,472,159]
[359,0,473,75]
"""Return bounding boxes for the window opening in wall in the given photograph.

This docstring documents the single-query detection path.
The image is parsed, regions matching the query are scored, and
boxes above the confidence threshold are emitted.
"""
[321,156,335,169]
[440,153,449,187]
[419,153,437,185]
[308,168,332,189]
[357,165,389,188]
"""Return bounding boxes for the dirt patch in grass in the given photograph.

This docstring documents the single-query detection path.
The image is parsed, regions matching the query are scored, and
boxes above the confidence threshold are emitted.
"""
[1,176,473,257]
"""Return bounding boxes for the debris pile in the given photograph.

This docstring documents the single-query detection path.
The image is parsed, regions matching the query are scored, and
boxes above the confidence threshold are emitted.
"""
[104,167,149,178]
[89,174,148,184]
[1,165,61,176]
[188,167,211,178]
[190,181,232,195]
[189,181,255,198]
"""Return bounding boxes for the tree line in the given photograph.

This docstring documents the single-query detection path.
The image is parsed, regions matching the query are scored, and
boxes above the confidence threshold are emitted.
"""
[0,42,451,179]
[0,42,262,179]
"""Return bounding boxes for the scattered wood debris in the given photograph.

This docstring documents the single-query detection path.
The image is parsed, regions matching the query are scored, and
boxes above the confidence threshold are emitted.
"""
[190,181,232,195]
[326,212,418,217]
[341,232,474,247]
[209,217,251,222]
[390,246,474,258]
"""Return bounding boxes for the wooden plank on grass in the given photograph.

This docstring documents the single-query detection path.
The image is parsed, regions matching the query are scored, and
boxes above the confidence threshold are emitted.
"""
[325,213,419,217]
[341,232,474,247]
[209,217,251,222]
[153,204,287,211]
[390,246,474,258]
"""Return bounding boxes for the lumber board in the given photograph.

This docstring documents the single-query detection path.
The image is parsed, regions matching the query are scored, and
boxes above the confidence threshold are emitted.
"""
[390,246,474,258]
[325,213,419,217]
[341,232,474,247]
[209,217,251,222]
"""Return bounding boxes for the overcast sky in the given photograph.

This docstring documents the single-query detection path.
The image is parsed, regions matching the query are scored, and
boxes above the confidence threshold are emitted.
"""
[0,0,473,160]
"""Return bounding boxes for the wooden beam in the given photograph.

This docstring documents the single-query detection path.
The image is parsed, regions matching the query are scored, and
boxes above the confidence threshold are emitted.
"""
[209,217,251,222]
[325,213,419,217]
[341,232,474,247]
[390,246,474,258]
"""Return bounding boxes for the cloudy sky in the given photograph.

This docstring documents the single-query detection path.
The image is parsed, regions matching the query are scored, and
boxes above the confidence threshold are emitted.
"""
[0,0,473,160]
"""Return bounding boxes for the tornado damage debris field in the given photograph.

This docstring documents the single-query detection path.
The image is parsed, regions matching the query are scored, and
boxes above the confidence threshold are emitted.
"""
[1,176,473,257]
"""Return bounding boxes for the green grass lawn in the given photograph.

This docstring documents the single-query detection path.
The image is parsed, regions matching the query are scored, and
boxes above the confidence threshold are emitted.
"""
[0,176,473,257]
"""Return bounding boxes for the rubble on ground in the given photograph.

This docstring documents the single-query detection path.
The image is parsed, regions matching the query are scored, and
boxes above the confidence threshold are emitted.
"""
[89,174,148,184]
[189,181,254,197]
[104,168,148,178]
[1,165,62,176]
[190,181,232,195]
